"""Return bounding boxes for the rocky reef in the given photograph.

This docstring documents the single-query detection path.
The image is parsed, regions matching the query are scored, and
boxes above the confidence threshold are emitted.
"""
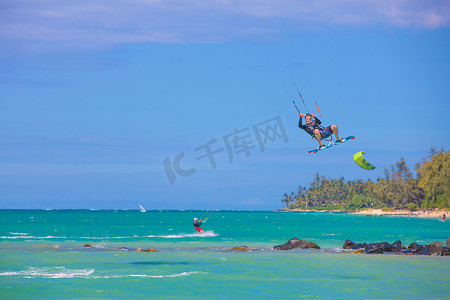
[342,238,450,256]
[273,238,320,250]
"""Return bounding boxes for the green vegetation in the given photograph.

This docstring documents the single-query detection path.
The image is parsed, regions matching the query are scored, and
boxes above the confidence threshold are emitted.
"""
[282,148,450,210]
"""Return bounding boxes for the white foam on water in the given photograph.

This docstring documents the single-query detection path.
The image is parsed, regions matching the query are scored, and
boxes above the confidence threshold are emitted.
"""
[0,235,67,239]
[0,267,94,278]
[321,247,356,254]
[0,235,148,240]
[146,231,217,238]
[79,236,135,239]
[0,231,218,240]
[95,271,208,279]
[89,243,106,248]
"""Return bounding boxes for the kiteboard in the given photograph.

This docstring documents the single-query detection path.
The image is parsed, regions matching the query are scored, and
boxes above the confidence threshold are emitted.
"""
[308,136,355,154]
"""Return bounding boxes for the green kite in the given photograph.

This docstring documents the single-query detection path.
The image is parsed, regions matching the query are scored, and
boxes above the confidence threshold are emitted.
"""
[353,151,376,170]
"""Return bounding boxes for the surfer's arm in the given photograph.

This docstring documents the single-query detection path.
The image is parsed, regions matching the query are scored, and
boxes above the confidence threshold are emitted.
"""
[298,116,306,129]
[314,117,321,125]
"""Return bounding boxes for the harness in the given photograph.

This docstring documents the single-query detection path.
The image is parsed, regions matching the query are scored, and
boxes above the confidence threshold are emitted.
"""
[307,120,332,142]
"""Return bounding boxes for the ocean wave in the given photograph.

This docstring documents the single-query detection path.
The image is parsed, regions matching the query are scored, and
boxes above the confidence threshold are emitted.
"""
[327,247,347,253]
[0,267,206,279]
[0,235,67,239]
[0,231,218,240]
[0,267,94,278]
[0,235,145,240]
[77,232,218,239]
[146,231,218,238]
[79,236,136,240]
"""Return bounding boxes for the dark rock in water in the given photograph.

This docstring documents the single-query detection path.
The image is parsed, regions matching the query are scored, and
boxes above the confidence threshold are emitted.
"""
[443,246,449,252]
[362,243,369,251]
[341,239,449,256]
[369,242,393,253]
[366,248,384,254]
[274,238,320,250]
[382,242,394,252]
[399,249,411,255]
[83,244,93,247]
[118,247,130,251]
[342,239,365,250]
[366,244,385,254]
[392,240,402,252]
[408,242,421,249]
[143,248,158,252]
[230,246,249,252]
[411,248,425,255]
[342,239,447,256]
[446,237,450,248]
[351,249,364,254]
[365,242,393,254]
[408,243,425,255]
[427,241,444,256]
[342,239,357,249]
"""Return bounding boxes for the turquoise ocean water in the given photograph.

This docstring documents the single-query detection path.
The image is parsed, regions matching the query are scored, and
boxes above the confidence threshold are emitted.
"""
[1,210,449,299]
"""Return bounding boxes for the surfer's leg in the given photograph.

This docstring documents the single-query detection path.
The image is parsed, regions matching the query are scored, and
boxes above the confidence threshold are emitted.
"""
[314,129,324,146]
[330,124,339,140]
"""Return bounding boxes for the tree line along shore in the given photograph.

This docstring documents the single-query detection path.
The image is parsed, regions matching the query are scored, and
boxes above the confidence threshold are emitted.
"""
[281,148,449,215]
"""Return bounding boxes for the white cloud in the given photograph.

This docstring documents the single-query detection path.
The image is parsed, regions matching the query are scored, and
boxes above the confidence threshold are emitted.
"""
[1,0,449,50]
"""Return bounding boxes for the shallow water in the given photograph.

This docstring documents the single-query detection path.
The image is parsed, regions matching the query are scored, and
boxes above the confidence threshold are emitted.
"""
[1,210,449,299]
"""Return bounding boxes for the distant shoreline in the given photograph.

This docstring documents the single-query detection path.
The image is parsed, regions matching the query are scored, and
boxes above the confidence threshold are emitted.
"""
[279,208,448,219]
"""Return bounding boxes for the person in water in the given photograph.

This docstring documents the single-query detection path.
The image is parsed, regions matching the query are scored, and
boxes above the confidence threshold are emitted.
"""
[298,113,343,149]
[193,218,205,233]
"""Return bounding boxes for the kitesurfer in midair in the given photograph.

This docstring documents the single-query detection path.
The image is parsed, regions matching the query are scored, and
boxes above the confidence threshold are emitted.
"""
[193,217,205,233]
[298,113,343,149]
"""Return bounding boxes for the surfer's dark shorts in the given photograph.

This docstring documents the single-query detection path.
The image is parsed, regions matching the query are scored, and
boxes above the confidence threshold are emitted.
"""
[319,126,332,139]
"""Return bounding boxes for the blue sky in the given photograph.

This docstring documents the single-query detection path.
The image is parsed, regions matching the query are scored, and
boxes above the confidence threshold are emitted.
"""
[1,1,449,210]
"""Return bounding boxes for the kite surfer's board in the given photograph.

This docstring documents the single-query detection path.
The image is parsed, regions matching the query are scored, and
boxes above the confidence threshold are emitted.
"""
[308,136,355,154]
[308,142,334,153]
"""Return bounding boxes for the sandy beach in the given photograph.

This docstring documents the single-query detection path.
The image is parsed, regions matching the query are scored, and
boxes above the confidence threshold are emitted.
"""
[351,208,448,218]
[282,208,448,219]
